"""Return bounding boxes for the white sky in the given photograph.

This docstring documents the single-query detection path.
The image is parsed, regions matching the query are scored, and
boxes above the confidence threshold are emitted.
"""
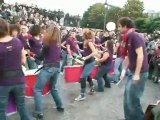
[4,0,160,16]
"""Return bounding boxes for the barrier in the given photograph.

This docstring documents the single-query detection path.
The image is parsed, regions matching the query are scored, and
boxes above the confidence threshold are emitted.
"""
[64,63,114,83]
[24,69,50,98]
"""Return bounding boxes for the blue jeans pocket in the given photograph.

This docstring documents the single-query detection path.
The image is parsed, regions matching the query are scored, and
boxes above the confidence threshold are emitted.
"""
[44,67,54,73]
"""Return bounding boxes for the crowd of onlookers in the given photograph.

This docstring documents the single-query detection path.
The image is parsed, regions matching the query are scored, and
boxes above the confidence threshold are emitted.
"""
[0,2,58,27]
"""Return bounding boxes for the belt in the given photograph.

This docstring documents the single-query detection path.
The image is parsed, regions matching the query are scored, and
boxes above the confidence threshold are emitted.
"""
[0,69,24,79]
[35,63,60,74]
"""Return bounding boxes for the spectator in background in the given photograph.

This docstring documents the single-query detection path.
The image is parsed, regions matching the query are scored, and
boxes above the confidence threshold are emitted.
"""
[9,24,20,37]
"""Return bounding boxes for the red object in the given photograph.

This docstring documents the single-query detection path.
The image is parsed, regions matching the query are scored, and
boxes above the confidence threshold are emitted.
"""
[65,60,115,83]
[25,75,50,98]
[29,52,34,57]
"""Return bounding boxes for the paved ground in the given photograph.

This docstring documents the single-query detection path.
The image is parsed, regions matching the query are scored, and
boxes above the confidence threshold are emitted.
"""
[8,74,160,120]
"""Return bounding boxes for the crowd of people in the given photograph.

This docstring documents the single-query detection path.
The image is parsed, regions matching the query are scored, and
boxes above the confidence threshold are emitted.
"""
[0,2,59,28]
[0,2,160,120]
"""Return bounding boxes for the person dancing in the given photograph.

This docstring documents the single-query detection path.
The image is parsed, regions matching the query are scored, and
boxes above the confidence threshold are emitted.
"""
[0,18,32,120]
[75,29,97,101]
[95,40,114,92]
[33,24,64,119]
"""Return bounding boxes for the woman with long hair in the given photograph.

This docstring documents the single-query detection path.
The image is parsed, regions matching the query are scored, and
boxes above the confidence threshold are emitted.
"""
[95,40,114,92]
[75,29,97,101]
[33,24,64,119]
[0,18,31,120]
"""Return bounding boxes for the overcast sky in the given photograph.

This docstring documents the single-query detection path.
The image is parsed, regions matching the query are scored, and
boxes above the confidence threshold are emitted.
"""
[5,0,160,15]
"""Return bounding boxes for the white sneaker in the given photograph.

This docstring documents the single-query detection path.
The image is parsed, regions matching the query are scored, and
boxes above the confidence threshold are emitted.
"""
[75,95,86,101]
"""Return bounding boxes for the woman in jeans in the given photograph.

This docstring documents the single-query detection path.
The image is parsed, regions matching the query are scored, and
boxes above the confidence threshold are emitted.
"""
[0,18,31,120]
[95,40,114,92]
[75,29,97,101]
[33,24,64,119]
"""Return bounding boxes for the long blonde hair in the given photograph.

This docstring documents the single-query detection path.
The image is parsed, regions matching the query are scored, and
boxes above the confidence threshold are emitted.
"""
[43,24,61,46]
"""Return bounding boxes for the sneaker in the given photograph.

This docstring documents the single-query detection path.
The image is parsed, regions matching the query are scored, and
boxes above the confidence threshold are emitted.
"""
[32,112,44,119]
[57,107,64,112]
[75,95,86,101]
[104,84,111,88]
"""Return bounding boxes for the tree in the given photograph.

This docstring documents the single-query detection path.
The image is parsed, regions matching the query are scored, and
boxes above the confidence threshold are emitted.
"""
[81,3,105,29]
[122,0,146,20]
[80,3,126,29]
[135,18,152,33]
[150,17,160,33]
[106,7,123,23]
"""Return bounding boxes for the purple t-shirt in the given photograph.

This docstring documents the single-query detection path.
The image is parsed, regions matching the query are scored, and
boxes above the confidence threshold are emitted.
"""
[83,41,92,57]
[95,37,100,45]
[66,37,78,54]
[29,37,42,55]
[127,32,149,73]
[17,34,30,49]
[44,43,61,67]
[103,50,113,66]
[0,38,25,86]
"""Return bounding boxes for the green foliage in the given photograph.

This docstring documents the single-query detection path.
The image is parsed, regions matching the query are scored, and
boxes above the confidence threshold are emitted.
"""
[80,0,146,29]
[81,3,105,29]
[122,0,146,20]
[135,17,160,33]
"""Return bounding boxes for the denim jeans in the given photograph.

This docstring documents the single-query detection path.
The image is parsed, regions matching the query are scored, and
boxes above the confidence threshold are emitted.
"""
[61,50,67,72]
[0,84,32,120]
[114,57,124,82]
[34,66,63,114]
[96,65,112,91]
[80,61,96,94]
[124,70,148,120]
[27,57,38,70]
[67,53,81,66]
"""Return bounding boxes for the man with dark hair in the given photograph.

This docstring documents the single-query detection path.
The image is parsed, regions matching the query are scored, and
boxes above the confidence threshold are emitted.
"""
[118,17,149,120]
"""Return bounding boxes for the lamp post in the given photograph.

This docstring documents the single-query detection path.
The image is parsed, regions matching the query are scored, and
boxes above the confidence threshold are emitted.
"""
[104,0,108,31]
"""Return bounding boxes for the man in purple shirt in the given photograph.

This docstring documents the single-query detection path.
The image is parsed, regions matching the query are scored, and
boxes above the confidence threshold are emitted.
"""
[118,17,149,120]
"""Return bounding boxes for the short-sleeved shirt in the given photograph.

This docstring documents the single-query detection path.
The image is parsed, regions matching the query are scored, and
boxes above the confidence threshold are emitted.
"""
[0,38,24,86]
[29,37,42,55]
[66,37,79,54]
[127,32,149,73]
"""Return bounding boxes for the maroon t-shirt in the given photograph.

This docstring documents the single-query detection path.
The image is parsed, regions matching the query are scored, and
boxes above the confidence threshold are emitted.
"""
[127,32,149,73]
[0,38,25,86]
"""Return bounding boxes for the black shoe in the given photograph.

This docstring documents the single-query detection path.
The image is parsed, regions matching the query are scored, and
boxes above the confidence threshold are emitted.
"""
[105,84,111,88]
[95,87,104,92]
[111,81,117,84]
[57,107,64,112]
[89,86,96,95]
[33,112,44,119]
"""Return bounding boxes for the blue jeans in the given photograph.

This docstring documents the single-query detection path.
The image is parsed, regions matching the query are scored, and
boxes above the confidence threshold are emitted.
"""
[67,53,80,66]
[0,84,32,120]
[80,61,96,94]
[27,57,38,70]
[114,57,124,82]
[61,50,67,72]
[124,71,148,120]
[34,66,63,114]
[96,65,112,91]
